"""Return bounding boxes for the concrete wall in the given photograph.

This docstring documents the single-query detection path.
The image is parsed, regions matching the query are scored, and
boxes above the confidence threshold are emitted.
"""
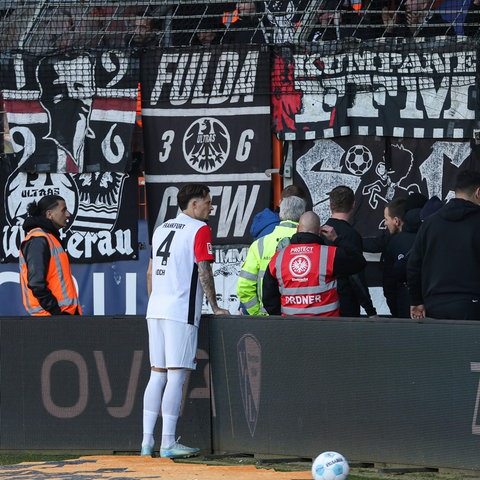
[2,314,480,472]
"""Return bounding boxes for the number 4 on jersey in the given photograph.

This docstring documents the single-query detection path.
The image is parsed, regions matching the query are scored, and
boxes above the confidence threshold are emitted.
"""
[155,231,175,266]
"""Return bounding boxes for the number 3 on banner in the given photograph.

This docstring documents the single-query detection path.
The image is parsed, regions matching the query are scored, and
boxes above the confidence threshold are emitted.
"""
[158,130,175,163]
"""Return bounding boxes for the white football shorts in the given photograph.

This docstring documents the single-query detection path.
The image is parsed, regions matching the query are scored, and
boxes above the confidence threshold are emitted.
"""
[146,317,198,369]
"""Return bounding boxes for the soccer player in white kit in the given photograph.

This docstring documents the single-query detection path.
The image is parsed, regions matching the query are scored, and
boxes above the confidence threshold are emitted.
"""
[141,183,229,458]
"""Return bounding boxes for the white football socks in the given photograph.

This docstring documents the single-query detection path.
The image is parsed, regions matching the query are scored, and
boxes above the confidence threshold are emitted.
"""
[161,369,187,449]
[142,370,167,448]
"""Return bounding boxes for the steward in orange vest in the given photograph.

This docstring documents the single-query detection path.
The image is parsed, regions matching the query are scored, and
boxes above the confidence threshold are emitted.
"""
[19,195,81,316]
[263,211,366,316]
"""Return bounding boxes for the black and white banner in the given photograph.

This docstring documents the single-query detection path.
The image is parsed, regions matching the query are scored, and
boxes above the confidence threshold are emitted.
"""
[0,155,138,263]
[141,46,272,244]
[293,136,480,237]
[1,51,138,173]
[273,40,479,140]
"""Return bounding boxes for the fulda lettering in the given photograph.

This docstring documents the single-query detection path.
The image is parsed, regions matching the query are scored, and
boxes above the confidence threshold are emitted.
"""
[150,50,260,106]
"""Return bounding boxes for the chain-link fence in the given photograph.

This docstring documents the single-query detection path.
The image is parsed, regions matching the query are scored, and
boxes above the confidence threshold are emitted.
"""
[0,0,477,149]
[0,1,476,52]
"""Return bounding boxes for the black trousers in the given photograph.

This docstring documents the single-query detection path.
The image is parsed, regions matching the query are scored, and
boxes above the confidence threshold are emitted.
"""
[426,298,480,321]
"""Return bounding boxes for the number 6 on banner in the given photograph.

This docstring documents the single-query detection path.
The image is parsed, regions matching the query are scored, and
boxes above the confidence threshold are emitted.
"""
[158,130,175,163]
[236,129,254,162]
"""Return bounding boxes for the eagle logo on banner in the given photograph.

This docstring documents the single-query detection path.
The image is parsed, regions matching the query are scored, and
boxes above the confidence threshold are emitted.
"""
[183,117,230,173]
[1,168,137,263]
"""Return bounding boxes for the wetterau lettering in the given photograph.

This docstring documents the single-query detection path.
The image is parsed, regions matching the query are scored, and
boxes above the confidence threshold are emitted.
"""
[68,230,134,259]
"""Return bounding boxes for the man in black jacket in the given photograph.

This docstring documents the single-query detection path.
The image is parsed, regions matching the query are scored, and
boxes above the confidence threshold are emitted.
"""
[407,170,480,320]
[325,186,377,318]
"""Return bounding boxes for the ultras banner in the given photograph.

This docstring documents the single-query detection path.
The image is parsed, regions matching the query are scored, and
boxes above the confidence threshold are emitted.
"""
[141,46,272,244]
[1,51,138,173]
[293,136,480,237]
[0,155,138,263]
[272,39,479,140]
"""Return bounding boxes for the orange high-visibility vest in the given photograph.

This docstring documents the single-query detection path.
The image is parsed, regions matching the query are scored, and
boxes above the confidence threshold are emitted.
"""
[19,228,81,316]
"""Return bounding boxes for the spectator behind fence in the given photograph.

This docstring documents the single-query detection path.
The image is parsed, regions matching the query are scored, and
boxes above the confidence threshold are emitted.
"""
[391,0,456,37]
[19,195,82,316]
[325,186,377,317]
[237,195,306,315]
[172,3,227,46]
[222,2,267,44]
[308,0,376,41]
[141,183,229,459]
[464,0,480,36]
[262,211,366,316]
[408,170,480,320]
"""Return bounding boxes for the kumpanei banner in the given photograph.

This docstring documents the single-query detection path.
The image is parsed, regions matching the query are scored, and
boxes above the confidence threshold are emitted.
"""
[1,51,138,173]
[0,155,138,263]
[272,38,479,140]
[141,45,272,245]
[293,136,480,237]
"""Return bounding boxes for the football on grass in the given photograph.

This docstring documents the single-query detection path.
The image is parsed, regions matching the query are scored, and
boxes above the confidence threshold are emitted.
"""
[312,451,349,480]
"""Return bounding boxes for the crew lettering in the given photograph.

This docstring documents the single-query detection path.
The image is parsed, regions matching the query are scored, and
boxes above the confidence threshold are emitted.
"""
[154,184,260,239]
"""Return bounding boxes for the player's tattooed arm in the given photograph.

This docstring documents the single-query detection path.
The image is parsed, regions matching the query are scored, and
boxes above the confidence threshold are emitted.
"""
[198,260,229,315]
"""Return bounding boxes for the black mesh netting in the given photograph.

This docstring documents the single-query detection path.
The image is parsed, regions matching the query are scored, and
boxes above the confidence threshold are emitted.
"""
[0,0,477,95]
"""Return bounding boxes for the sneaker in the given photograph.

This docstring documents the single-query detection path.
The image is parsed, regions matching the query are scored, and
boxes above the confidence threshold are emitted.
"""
[160,438,200,459]
[140,444,154,457]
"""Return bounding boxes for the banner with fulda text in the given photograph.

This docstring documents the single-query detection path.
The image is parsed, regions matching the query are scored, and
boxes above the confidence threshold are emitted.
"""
[141,45,272,245]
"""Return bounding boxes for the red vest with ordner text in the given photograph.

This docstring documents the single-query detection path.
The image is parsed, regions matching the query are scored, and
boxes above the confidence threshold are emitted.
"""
[270,243,339,316]
[19,228,81,316]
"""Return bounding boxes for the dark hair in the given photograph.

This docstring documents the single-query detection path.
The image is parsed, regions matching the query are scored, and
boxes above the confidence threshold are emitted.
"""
[177,183,210,210]
[386,197,407,220]
[328,185,355,213]
[455,170,480,196]
[405,192,427,212]
[281,184,307,201]
[26,195,64,217]
[420,196,444,221]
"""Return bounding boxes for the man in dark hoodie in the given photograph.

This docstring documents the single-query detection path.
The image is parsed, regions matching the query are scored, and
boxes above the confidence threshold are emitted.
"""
[19,194,81,316]
[407,170,480,320]
[262,211,366,316]
[387,192,427,318]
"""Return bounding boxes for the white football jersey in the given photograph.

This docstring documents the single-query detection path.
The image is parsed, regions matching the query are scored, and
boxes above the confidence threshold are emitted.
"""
[147,212,213,326]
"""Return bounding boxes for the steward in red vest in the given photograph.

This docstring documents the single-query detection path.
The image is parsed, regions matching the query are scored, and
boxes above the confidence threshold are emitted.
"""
[19,195,81,316]
[263,211,366,316]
